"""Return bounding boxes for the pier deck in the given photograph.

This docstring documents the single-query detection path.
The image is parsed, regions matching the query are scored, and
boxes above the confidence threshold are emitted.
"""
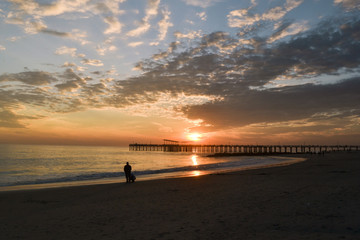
[129,143,360,154]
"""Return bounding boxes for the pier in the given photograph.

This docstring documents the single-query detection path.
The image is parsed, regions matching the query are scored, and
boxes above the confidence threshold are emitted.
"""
[129,142,360,154]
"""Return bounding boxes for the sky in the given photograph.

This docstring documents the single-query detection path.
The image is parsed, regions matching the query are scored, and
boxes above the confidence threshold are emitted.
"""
[0,0,360,146]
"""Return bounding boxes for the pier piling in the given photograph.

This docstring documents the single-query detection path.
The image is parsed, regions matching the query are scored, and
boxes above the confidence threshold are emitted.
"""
[129,143,360,154]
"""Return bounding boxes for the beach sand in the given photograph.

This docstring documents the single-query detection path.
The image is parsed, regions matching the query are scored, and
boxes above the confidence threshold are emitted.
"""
[1,152,359,240]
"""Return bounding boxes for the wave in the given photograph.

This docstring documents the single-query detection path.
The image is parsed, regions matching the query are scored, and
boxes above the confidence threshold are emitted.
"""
[0,157,293,187]
[0,163,218,187]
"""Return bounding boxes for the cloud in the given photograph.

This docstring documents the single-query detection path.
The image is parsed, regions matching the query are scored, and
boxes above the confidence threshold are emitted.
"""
[96,44,117,56]
[22,19,71,37]
[41,28,71,37]
[0,108,34,128]
[55,68,86,92]
[0,83,58,119]
[126,0,160,37]
[156,8,173,41]
[228,0,303,28]
[103,16,122,34]
[174,30,203,39]
[0,69,90,114]
[9,16,90,45]
[182,0,223,8]
[81,58,104,66]
[55,46,78,57]
[0,45,5,51]
[68,29,89,45]
[128,41,144,47]
[23,19,47,34]
[7,0,89,18]
[55,80,81,92]
[334,0,360,10]
[5,11,25,25]
[59,68,85,82]
[196,12,207,21]
[6,0,80,36]
[5,1,91,44]
[94,0,126,15]
[268,20,309,43]
[62,62,87,71]
[182,78,360,131]
[1,8,359,141]
[81,82,107,97]
[62,62,77,68]
[146,0,161,16]
[106,14,360,135]
[126,21,151,37]
[0,71,57,85]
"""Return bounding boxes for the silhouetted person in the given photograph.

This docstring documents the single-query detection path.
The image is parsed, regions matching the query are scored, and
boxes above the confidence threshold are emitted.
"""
[124,162,132,183]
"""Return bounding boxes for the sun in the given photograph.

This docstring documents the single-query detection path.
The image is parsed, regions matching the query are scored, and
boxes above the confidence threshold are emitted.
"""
[187,133,202,142]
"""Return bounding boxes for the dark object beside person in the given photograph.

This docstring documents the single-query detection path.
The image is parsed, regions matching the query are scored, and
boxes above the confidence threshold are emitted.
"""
[130,173,136,183]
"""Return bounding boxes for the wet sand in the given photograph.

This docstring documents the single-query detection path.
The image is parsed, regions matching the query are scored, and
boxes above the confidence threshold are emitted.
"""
[1,152,359,239]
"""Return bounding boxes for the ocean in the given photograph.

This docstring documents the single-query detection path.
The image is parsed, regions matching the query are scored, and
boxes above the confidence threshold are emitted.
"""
[0,144,303,190]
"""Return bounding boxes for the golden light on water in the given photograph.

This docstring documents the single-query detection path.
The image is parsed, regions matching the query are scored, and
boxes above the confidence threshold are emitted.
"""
[191,156,201,176]
[192,155,198,165]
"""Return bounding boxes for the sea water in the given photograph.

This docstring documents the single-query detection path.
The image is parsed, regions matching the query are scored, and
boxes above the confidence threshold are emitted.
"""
[0,144,303,190]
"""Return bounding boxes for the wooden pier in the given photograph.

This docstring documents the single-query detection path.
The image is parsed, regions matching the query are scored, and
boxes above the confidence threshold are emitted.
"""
[129,143,360,154]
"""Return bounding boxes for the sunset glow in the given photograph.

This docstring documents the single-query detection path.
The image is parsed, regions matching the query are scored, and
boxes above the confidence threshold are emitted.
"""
[188,133,202,142]
[0,0,359,146]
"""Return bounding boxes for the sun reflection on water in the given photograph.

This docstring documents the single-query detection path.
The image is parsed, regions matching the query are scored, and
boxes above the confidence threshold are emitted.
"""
[191,155,201,176]
[192,155,198,165]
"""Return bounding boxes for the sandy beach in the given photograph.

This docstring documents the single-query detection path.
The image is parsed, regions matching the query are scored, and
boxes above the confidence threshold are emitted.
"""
[1,152,359,240]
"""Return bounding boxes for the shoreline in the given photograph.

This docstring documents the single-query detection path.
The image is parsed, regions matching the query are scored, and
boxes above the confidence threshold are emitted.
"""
[206,152,324,157]
[1,152,359,239]
[0,155,305,192]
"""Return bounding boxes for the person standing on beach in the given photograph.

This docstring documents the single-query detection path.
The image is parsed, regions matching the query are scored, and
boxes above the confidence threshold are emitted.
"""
[124,162,132,183]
